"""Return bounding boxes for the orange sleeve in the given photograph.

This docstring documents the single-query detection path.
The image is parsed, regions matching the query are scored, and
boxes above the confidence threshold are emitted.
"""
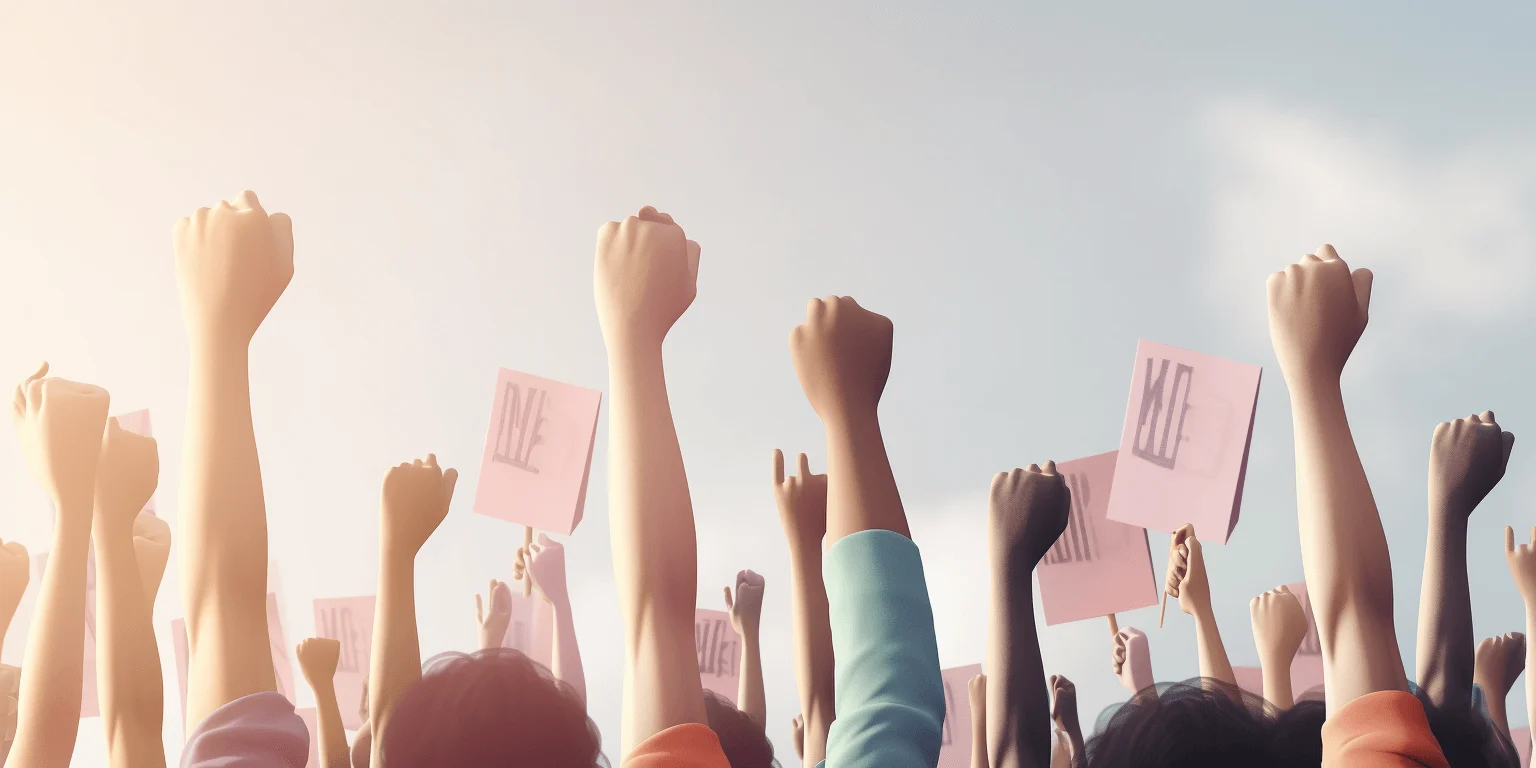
[622,723,732,768]
[1322,691,1449,768]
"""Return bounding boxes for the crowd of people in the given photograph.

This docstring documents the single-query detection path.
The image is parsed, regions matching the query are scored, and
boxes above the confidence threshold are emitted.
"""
[0,192,1530,767]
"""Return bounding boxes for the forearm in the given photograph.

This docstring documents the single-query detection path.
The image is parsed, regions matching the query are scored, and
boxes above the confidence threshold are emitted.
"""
[10,512,91,768]
[1484,687,1510,737]
[1260,654,1296,710]
[550,599,587,706]
[970,688,989,768]
[1415,514,1473,710]
[1193,611,1238,694]
[1290,378,1407,712]
[788,544,835,764]
[1525,602,1536,737]
[313,683,350,768]
[180,347,276,725]
[368,555,421,766]
[607,344,706,753]
[823,412,908,547]
[737,631,766,729]
[95,529,166,768]
[987,562,1050,768]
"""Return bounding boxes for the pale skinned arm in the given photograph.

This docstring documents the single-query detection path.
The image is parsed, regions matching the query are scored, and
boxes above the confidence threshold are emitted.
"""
[1165,529,1237,696]
[1472,632,1524,738]
[970,675,988,768]
[724,570,766,729]
[1250,586,1307,711]
[516,536,587,705]
[298,638,350,768]
[775,450,835,764]
[1504,529,1536,739]
[0,539,29,688]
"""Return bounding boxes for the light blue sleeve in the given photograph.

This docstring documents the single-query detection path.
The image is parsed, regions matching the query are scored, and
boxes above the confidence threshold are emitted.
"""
[821,529,945,768]
[181,690,310,768]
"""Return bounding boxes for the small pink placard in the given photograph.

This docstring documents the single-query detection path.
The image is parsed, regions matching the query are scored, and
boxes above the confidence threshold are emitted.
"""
[472,368,602,535]
[313,596,376,731]
[938,663,983,768]
[1038,451,1159,625]
[1105,340,1261,544]
[695,609,740,705]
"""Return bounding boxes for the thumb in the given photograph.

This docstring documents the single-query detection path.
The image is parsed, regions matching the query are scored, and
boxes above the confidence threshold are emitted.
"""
[1352,268,1373,319]
[724,586,734,611]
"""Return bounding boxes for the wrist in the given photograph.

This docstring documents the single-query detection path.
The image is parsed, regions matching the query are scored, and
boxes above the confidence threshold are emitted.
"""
[53,507,94,541]
[605,337,664,369]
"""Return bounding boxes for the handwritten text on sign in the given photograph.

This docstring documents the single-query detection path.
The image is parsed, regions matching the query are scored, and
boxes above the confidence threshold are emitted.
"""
[473,369,603,535]
[1037,452,1159,626]
[314,596,376,731]
[695,609,740,705]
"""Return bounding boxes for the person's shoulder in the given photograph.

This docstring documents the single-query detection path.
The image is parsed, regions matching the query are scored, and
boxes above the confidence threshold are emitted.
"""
[1322,691,1449,768]
[622,723,731,768]
[182,691,309,768]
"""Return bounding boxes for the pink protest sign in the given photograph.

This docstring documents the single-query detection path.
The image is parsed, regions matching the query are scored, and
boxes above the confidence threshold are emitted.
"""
[115,409,155,516]
[473,369,602,535]
[296,707,321,768]
[501,589,554,670]
[1038,452,1158,625]
[938,664,983,768]
[268,593,296,703]
[1105,340,1261,544]
[695,609,740,705]
[313,596,376,730]
[1233,666,1263,699]
[1514,726,1531,768]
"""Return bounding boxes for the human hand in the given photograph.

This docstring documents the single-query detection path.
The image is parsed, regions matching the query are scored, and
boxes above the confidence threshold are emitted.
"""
[11,362,110,512]
[173,190,294,350]
[1166,525,1211,618]
[296,637,341,688]
[132,513,172,601]
[475,580,513,650]
[988,463,1071,572]
[1430,412,1515,516]
[93,418,159,538]
[1112,627,1153,694]
[1049,674,1080,740]
[0,541,28,624]
[1266,244,1373,386]
[789,296,894,424]
[1250,585,1307,664]
[514,534,569,608]
[379,454,458,559]
[724,569,765,636]
[772,450,828,551]
[594,206,700,352]
[791,715,804,762]
[1505,527,1536,606]
[1473,632,1525,699]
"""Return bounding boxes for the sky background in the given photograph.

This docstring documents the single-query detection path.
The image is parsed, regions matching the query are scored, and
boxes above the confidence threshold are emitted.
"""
[4,2,1536,765]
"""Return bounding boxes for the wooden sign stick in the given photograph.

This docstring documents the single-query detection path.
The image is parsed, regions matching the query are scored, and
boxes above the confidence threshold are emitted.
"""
[1107,614,1119,637]
[522,525,535,596]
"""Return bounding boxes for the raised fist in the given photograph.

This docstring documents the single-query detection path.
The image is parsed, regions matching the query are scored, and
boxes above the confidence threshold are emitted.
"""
[1430,411,1514,514]
[1112,627,1154,695]
[0,540,28,624]
[296,637,341,687]
[380,455,458,557]
[773,450,828,551]
[988,463,1071,572]
[725,569,765,636]
[1049,674,1080,740]
[132,513,173,603]
[1249,585,1307,664]
[11,362,110,512]
[1266,244,1373,384]
[515,533,569,607]
[173,190,294,349]
[94,418,160,537]
[594,206,700,350]
[1474,631,1525,700]
[789,296,894,423]
[1165,525,1211,617]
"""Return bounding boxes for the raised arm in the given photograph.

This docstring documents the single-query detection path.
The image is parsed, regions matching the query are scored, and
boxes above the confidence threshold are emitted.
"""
[1165,527,1237,694]
[1504,531,1536,741]
[9,364,109,768]
[595,206,710,755]
[298,638,350,768]
[987,465,1070,768]
[1249,585,1307,710]
[1267,246,1407,712]
[174,191,293,731]
[520,534,587,705]
[368,455,457,766]
[1049,675,1082,767]
[725,570,766,729]
[1417,413,1514,710]
[970,675,989,768]
[93,422,166,768]
[774,450,835,765]
[1111,628,1155,700]
[0,539,29,681]
[790,296,945,767]
[474,580,512,651]
[1472,632,1524,738]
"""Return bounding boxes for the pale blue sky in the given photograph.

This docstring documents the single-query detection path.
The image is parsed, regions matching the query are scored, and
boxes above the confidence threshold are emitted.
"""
[3,2,1536,765]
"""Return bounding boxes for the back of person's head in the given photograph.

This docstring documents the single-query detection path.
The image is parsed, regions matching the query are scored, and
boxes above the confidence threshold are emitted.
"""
[380,648,605,767]
[1267,698,1325,767]
[703,689,777,768]
[1084,679,1281,768]
[1418,687,1519,768]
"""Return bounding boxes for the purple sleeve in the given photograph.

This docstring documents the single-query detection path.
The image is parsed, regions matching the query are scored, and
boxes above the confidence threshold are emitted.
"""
[182,691,309,768]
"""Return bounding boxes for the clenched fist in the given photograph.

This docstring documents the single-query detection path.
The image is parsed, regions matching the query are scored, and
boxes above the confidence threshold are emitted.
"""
[594,206,700,351]
[514,534,570,608]
[296,637,341,687]
[12,362,110,513]
[1430,411,1514,515]
[380,455,458,558]
[1266,244,1373,385]
[173,190,294,350]
[1049,674,1080,741]
[1249,585,1307,665]
[725,569,765,636]
[94,418,160,538]
[1473,632,1525,701]
[789,296,893,424]
[988,463,1071,572]
[132,513,172,603]
[773,450,828,551]
[1112,627,1154,695]
[0,540,28,626]
[1165,525,1211,618]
